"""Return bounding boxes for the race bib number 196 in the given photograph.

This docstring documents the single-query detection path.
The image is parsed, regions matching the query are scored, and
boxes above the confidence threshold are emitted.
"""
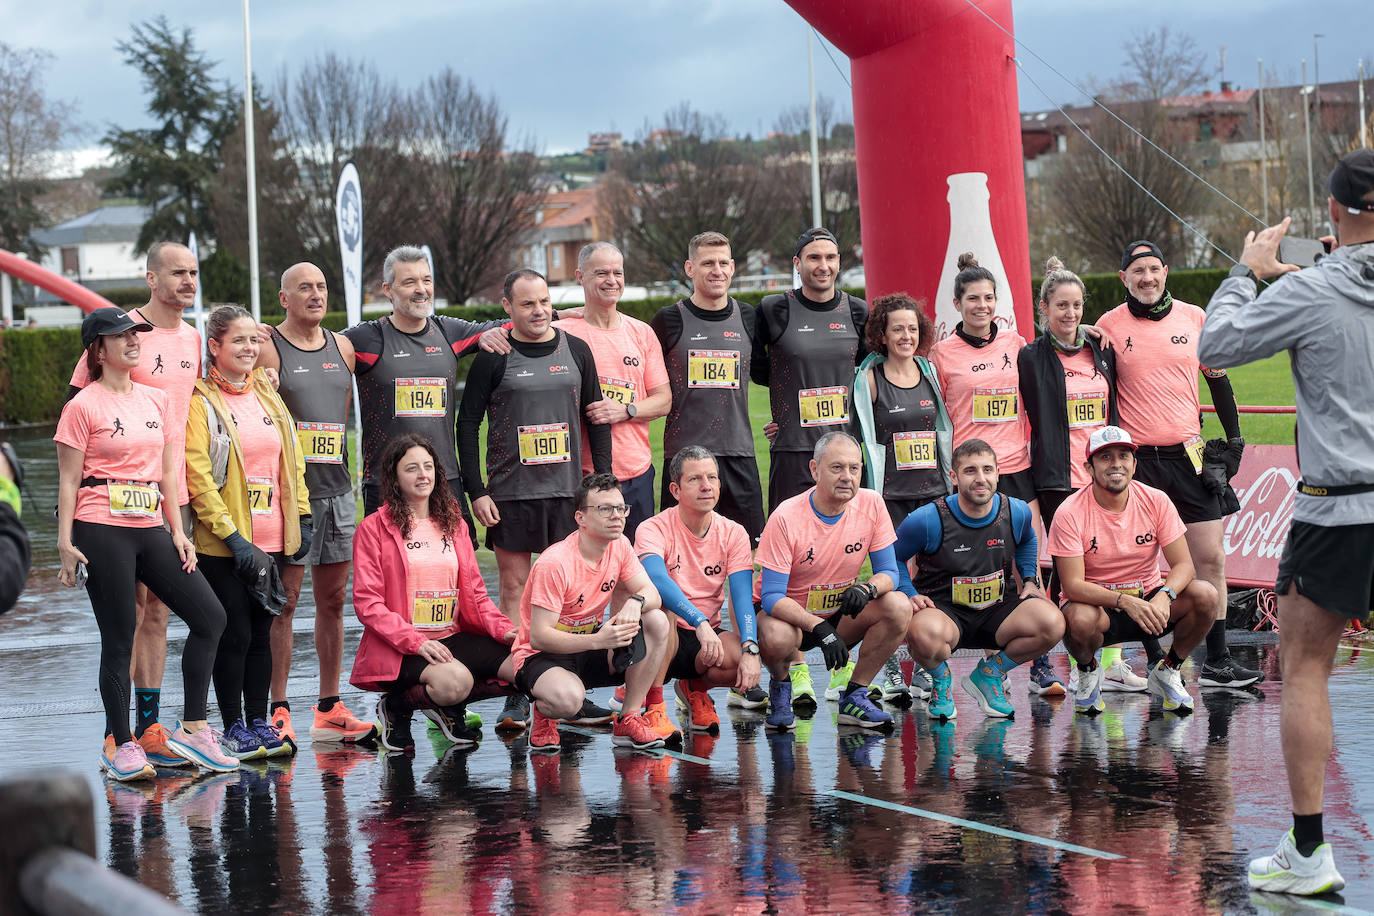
[1065,392,1107,429]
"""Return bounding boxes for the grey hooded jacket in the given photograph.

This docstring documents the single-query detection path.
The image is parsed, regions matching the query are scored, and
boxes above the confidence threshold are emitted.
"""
[1197,242,1374,526]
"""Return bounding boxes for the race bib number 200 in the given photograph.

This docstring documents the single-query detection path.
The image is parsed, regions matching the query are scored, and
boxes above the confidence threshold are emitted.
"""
[108,480,160,519]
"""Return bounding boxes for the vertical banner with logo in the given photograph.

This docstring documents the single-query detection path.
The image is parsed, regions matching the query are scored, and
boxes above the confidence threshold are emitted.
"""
[335,162,364,491]
[188,231,208,369]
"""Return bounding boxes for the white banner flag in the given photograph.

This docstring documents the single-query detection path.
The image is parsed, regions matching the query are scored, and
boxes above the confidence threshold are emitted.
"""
[188,231,208,368]
[335,162,363,328]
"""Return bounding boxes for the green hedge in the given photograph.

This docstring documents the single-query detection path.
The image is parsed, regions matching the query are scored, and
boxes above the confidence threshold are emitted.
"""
[0,271,1232,425]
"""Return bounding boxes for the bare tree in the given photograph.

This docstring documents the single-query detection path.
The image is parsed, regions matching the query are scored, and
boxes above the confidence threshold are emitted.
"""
[599,104,790,283]
[403,69,548,304]
[768,95,860,265]
[0,43,77,254]
[1107,26,1211,102]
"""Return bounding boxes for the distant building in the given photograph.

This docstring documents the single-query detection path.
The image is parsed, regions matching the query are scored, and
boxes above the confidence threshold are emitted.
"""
[29,203,148,302]
[586,132,623,154]
[519,187,606,285]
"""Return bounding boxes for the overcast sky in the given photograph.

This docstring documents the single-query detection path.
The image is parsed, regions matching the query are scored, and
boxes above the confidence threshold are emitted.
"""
[6,0,1370,166]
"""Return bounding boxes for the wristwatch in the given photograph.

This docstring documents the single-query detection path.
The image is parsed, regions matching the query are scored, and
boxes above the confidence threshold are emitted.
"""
[628,593,646,607]
[1160,586,1178,601]
[625,402,638,419]
[1228,263,1259,285]
[1024,575,1041,588]
[741,641,760,656]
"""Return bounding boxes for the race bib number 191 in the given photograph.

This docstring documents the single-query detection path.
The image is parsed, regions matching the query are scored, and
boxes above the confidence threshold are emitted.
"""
[799,386,848,426]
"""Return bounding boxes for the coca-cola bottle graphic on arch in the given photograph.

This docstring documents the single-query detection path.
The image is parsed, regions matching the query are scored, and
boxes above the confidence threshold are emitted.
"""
[933,172,1019,342]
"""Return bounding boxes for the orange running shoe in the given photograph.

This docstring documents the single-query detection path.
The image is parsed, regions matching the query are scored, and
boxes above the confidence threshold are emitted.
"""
[529,708,562,755]
[674,680,720,735]
[640,702,683,748]
[310,701,378,743]
[611,711,666,750]
[271,707,298,754]
[138,722,193,768]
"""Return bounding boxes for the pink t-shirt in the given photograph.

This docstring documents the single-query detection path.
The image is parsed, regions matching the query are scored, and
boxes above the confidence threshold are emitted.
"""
[70,309,202,505]
[1058,348,1112,490]
[1046,481,1187,595]
[558,314,669,480]
[754,488,896,615]
[634,507,753,629]
[224,388,285,553]
[1095,302,1218,447]
[930,329,1030,474]
[404,516,462,637]
[54,382,171,528]
[512,530,645,671]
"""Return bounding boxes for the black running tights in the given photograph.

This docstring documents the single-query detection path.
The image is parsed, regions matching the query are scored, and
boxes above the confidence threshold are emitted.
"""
[198,554,275,727]
[73,521,226,744]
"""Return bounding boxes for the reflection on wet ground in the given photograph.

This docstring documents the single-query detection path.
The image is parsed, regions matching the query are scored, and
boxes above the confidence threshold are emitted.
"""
[4,430,1373,913]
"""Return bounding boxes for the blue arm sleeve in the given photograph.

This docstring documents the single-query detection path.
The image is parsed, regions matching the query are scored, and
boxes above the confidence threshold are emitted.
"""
[1010,500,1039,579]
[727,569,757,643]
[868,544,898,585]
[641,554,709,628]
[892,504,942,598]
[760,567,790,615]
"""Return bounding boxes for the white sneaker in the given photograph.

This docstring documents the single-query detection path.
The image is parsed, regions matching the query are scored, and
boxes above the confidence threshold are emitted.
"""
[1248,830,1345,895]
[1146,661,1194,713]
[823,661,854,702]
[1101,659,1148,693]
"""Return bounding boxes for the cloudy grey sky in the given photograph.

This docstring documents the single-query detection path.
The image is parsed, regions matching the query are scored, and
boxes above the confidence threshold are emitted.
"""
[6,0,1370,161]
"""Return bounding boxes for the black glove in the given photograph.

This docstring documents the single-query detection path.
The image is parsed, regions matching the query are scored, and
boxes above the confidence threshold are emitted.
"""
[811,620,849,670]
[291,515,314,561]
[1201,437,1246,495]
[838,582,877,618]
[223,531,258,577]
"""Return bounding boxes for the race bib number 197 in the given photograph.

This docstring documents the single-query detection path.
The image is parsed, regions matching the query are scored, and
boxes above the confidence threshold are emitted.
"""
[972,387,1018,423]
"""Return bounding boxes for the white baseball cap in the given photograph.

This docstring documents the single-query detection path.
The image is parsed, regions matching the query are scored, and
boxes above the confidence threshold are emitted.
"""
[1086,425,1137,461]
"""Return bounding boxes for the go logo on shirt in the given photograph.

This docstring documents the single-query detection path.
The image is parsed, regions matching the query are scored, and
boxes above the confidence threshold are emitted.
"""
[600,578,617,592]
[843,541,864,554]
[1135,533,1155,545]
[703,563,723,576]
[1170,335,1189,345]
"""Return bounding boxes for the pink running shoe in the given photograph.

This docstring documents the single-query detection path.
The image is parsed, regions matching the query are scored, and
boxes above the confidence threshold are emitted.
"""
[167,723,240,773]
[100,736,155,782]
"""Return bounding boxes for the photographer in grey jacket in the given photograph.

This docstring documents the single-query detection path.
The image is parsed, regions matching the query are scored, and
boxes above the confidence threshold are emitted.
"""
[1198,148,1374,897]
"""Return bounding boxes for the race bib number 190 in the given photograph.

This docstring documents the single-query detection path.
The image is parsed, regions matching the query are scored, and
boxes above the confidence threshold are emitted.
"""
[518,423,571,465]
[394,377,446,417]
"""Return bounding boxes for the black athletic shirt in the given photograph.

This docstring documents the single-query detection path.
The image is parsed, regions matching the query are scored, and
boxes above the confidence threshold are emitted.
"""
[651,297,758,458]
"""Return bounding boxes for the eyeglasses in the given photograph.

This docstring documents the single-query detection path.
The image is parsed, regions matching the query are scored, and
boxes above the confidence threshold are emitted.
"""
[580,503,630,518]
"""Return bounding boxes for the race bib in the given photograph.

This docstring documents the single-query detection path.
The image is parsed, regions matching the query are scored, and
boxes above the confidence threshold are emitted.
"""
[1065,392,1107,429]
[805,578,855,614]
[247,476,275,516]
[555,614,600,635]
[108,480,160,519]
[799,386,848,427]
[413,588,457,630]
[599,376,636,405]
[394,377,445,417]
[1104,581,1145,598]
[687,349,740,389]
[951,571,1004,610]
[518,423,571,465]
[1183,435,1205,475]
[972,387,1018,423]
[297,421,345,465]
[892,431,937,470]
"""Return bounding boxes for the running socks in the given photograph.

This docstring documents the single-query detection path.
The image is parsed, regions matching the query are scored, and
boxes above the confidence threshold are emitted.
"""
[978,651,1016,677]
[1204,620,1228,663]
[1293,813,1324,857]
[317,696,338,713]
[1142,637,1165,667]
[645,685,664,706]
[271,700,290,714]
[1099,647,1122,668]
[135,688,160,738]
[1164,649,1185,669]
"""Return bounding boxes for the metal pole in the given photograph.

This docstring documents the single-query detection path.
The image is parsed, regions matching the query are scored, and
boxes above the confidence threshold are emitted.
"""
[1361,59,1368,148]
[1313,34,1322,134]
[242,0,261,321]
[1302,60,1316,237]
[1258,59,1269,224]
[807,28,823,229]
[1,271,10,329]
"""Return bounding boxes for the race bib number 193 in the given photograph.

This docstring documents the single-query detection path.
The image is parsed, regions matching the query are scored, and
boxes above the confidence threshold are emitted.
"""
[892,431,936,470]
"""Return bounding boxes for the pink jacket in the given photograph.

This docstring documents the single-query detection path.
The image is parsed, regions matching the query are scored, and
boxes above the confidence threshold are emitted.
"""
[349,508,514,692]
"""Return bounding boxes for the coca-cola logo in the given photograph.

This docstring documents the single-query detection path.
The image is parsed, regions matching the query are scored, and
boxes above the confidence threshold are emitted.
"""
[1224,464,1298,562]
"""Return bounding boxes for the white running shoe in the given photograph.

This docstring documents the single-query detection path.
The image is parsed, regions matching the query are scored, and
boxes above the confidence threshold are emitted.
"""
[1101,659,1149,693]
[1248,831,1345,895]
[1146,661,1194,713]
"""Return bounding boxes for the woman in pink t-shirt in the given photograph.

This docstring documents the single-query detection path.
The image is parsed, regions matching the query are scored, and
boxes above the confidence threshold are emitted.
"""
[55,307,237,781]
[185,305,311,761]
[353,433,516,753]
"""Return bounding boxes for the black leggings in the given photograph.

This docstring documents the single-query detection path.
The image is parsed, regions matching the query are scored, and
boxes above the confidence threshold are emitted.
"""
[199,554,277,727]
[73,521,226,744]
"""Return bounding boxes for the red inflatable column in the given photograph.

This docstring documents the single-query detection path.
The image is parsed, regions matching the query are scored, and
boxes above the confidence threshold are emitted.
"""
[784,0,1032,339]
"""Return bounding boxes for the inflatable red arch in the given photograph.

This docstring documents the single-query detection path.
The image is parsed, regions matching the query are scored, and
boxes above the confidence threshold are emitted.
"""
[0,249,117,315]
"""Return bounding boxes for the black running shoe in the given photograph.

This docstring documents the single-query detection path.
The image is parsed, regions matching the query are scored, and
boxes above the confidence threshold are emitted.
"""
[496,694,531,733]
[422,705,481,746]
[561,697,614,726]
[1198,655,1264,688]
[375,693,414,752]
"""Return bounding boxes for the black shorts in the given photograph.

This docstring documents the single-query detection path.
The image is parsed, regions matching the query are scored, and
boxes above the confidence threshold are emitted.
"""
[928,594,1026,651]
[378,632,511,692]
[1100,587,1180,646]
[883,493,942,533]
[1133,445,1223,524]
[621,466,656,543]
[515,648,624,694]
[365,478,479,549]
[486,496,576,553]
[665,624,725,681]
[768,450,815,514]
[996,468,1037,505]
[1037,488,1075,529]
[662,454,765,544]
[1275,520,1374,622]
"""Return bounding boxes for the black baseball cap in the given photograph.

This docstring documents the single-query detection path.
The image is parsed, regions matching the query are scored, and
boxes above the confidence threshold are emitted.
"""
[1327,149,1374,213]
[1120,240,1165,271]
[81,307,153,348]
[795,227,839,258]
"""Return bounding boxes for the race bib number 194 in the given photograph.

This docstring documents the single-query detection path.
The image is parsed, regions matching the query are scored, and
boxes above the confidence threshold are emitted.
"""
[395,377,446,417]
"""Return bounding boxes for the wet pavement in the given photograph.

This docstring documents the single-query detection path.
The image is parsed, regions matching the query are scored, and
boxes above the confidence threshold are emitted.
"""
[4,428,1374,914]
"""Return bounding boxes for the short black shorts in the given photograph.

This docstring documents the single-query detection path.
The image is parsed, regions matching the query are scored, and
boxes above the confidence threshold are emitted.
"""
[1275,520,1374,622]
[665,624,726,681]
[928,593,1027,651]
[768,451,815,515]
[378,632,511,692]
[486,496,576,554]
[620,466,656,543]
[996,468,1037,505]
[662,454,765,544]
[1100,587,1179,646]
[883,493,942,533]
[515,648,624,694]
[1132,445,1223,524]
